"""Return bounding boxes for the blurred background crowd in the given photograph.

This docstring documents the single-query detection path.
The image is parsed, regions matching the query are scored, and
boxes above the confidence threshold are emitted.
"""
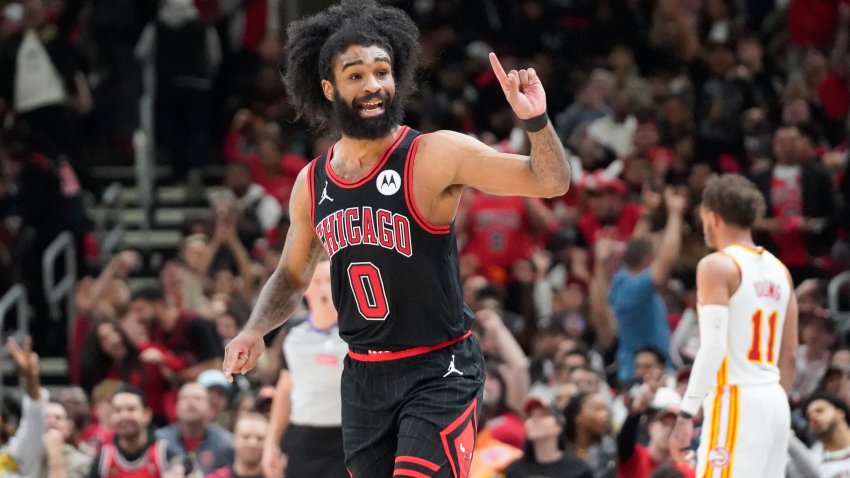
[0,0,850,477]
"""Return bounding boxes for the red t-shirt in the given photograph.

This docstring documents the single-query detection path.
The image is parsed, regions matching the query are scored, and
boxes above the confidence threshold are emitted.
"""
[789,0,840,49]
[461,193,546,272]
[771,168,808,266]
[578,202,642,246]
[224,130,307,206]
[617,445,695,478]
[818,70,850,120]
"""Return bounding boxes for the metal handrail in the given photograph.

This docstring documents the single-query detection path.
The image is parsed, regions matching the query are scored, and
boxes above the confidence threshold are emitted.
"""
[0,284,28,400]
[829,271,850,341]
[98,182,125,262]
[41,231,76,326]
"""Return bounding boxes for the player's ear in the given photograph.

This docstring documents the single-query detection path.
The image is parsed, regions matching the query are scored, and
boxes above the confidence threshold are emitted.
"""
[321,79,335,102]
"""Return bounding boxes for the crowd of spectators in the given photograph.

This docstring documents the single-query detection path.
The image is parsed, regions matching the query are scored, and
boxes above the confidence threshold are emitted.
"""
[1,0,850,477]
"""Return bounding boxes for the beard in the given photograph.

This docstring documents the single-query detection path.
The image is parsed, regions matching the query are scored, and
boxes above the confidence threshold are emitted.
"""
[332,90,403,139]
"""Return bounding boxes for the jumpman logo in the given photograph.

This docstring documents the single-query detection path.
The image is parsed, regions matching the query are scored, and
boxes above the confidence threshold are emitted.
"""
[319,181,334,205]
[443,355,463,377]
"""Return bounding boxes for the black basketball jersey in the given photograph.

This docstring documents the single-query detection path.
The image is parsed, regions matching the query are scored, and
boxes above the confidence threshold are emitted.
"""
[308,126,473,350]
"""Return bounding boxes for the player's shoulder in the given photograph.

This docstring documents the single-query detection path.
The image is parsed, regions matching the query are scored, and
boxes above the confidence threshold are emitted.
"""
[697,251,740,278]
[417,129,490,156]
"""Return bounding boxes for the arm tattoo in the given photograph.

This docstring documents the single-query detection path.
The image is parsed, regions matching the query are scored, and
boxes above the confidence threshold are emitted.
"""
[244,240,324,335]
[527,123,570,191]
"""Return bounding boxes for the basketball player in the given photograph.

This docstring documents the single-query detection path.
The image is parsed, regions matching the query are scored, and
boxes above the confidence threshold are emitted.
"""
[669,174,799,477]
[222,1,571,476]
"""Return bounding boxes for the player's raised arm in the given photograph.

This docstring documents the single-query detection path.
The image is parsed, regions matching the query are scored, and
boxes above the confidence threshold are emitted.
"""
[223,165,325,381]
[417,53,570,198]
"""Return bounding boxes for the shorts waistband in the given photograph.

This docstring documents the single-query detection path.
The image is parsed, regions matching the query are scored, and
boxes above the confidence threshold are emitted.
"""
[347,331,471,362]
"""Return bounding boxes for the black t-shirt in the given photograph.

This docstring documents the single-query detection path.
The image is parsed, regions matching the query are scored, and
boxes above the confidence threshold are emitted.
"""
[505,453,594,478]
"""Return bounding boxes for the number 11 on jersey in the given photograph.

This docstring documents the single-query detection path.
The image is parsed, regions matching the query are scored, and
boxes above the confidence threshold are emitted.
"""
[748,309,778,364]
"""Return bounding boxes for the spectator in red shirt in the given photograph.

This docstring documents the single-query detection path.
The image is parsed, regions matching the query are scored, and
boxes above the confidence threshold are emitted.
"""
[578,172,643,247]
[753,125,838,281]
[128,287,224,383]
[224,110,308,208]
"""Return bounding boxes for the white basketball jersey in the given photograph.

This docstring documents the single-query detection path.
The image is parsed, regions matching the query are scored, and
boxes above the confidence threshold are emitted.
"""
[711,244,791,387]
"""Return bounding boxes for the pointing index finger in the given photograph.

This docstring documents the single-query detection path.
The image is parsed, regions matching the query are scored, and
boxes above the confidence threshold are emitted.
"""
[489,52,509,87]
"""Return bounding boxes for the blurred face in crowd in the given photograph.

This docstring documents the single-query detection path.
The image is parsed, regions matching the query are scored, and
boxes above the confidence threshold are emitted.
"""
[737,38,763,70]
[177,383,212,426]
[111,393,151,441]
[525,407,562,443]
[575,393,611,439]
[634,351,665,383]
[782,99,811,127]
[130,299,161,328]
[322,45,401,140]
[773,127,800,165]
[208,387,230,421]
[587,189,622,224]
[233,416,267,467]
[304,260,335,322]
[807,399,844,438]
[97,322,128,361]
[705,44,735,76]
[46,402,73,440]
[224,163,253,197]
[623,156,652,188]
[215,312,239,343]
[58,387,89,428]
[569,367,600,394]
[647,410,678,452]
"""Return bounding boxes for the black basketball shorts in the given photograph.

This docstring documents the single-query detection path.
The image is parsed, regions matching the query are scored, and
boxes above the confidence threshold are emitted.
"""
[341,332,485,478]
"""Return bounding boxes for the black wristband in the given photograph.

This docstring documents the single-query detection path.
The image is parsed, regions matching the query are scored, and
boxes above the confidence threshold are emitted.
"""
[523,112,549,133]
[678,410,694,420]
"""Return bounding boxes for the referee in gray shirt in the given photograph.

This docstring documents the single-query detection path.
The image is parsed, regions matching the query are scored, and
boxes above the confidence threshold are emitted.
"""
[262,259,347,478]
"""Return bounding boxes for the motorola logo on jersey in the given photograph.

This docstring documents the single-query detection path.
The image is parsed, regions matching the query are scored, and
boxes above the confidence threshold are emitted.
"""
[315,206,413,258]
[376,170,401,195]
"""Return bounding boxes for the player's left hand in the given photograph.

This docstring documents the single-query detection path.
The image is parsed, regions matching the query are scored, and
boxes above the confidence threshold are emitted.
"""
[489,52,546,120]
[669,415,695,464]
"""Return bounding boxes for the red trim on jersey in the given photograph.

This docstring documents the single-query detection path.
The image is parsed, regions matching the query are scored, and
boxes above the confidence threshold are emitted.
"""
[348,468,355,478]
[326,126,410,188]
[347,330,471,362]
[308,160,317,226]
[395,456,440,472]
[394,470,431,478]
[403,134,451,235]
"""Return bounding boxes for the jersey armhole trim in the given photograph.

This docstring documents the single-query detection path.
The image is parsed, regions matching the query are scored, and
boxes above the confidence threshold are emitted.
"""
[307,160,317,226]
[404,134,451,235]
[719,250,743,297]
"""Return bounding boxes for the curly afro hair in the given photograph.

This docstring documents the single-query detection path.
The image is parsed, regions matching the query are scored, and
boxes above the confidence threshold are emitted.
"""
[283,0,420,133]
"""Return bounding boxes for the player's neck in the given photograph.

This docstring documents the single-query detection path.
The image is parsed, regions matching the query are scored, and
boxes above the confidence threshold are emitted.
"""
[118,430,149,455]
[713,229,756,251]
[533,440,563,464]
[336,125,401,167]
[308,312,337,331]
[573,429,598,451]
[824,425,850,451]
